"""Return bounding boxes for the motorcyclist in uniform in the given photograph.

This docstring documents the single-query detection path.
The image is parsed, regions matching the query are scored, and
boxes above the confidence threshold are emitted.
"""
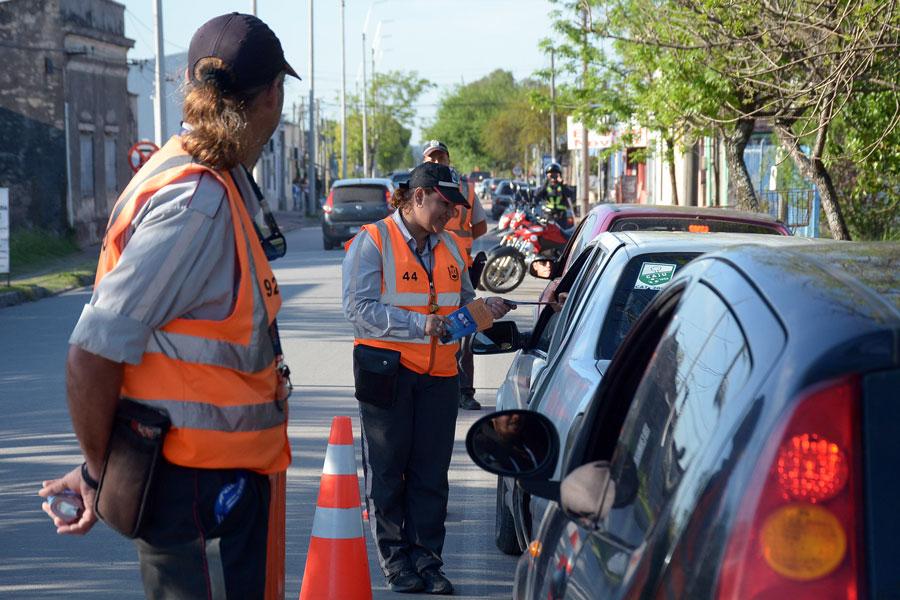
[533,162,575,227]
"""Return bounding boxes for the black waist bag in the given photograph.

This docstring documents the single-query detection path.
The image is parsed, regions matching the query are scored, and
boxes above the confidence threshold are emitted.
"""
[94,399,171,539]
[353,344,401,408]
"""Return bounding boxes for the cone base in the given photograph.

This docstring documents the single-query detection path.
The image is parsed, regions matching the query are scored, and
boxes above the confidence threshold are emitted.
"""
[299,536,373,600]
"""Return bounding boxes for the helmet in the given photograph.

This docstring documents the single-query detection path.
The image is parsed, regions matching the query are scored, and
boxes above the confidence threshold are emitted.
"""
[545,162,562,175]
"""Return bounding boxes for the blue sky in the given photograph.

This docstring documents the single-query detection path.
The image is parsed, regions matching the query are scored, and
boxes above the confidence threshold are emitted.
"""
[122,0,555,140]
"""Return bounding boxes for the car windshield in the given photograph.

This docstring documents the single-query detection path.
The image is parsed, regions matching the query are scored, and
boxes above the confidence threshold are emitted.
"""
[609,217,782,234]
[332,185,387,204]
[595,252,699,359]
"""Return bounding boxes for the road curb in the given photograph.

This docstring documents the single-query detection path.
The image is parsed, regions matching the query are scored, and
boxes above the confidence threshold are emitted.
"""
[0,272,95,309]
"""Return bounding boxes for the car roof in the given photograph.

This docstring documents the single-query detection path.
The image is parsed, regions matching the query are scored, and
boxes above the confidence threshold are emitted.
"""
[707,242,900,320]
[587,202,786,225]
[596,230,819,255]
[331,178,393,188]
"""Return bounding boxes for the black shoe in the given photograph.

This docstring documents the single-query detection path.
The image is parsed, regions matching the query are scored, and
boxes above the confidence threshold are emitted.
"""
[459,395,481,410]
[420,567,454,595]
[388,569,425,593]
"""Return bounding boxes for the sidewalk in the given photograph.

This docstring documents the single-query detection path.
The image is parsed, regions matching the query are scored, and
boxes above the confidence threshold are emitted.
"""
[0,211,317,310]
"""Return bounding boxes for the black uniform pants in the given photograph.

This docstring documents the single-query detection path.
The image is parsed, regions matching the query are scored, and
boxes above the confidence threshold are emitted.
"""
[133,461,270,599]
[457,335,475,398]
[358,365,460,576]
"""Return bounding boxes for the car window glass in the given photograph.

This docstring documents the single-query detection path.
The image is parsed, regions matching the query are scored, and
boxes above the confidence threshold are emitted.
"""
[601,283,751,547]
[596,253,698,360]
[547,246,609,357]
[562,213,598,273]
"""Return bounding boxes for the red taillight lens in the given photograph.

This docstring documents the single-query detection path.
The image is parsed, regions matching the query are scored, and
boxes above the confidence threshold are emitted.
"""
[385,188,392,207]
[323,190,334,213]
[777,433,848,503]
[717,375,862,600]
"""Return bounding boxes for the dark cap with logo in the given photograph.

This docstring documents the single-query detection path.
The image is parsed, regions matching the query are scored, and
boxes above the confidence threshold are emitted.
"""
[408,162,469,208]
[188,13,300,93]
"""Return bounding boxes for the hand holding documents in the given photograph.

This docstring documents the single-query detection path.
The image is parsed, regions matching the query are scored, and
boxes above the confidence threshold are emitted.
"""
[441,298,495,343]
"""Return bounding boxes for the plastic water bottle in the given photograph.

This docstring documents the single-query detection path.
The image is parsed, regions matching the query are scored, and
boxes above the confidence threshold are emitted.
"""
[47,490,84,524]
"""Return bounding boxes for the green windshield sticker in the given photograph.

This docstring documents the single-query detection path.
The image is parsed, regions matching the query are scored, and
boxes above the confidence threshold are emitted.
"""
[635,263,677,290]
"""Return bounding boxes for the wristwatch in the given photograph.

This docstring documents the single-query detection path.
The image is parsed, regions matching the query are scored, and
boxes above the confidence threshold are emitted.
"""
[81,461,100,490]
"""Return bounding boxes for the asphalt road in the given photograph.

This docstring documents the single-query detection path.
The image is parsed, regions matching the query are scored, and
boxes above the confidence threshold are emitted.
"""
[0,219,547,599]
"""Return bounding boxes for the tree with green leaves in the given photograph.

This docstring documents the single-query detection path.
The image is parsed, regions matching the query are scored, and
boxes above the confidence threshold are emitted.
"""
[333,70,433,176]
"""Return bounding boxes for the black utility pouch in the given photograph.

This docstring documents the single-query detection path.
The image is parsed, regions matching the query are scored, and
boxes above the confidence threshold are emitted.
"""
[353,344,401,408]
[94,399,171,539]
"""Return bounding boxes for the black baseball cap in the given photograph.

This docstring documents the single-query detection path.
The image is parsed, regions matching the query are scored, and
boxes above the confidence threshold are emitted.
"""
[408,163,469,208]
[423,140,449,158]
[188,13,300,93]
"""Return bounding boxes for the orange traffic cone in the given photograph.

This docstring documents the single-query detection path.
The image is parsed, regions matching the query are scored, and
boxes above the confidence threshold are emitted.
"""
[299,416,373,600]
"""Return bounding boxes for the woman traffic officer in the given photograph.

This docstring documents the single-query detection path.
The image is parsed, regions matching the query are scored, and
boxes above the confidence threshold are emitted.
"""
[342,161,511,594]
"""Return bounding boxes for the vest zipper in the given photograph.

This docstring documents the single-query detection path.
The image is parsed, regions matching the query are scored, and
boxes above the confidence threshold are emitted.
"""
[426,279,437,374]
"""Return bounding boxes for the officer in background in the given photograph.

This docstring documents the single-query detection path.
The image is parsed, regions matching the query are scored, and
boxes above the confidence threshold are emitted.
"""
[534,162,575,226]
[422,140,487,411]
[343,162,511,594]
[38,13,297,598]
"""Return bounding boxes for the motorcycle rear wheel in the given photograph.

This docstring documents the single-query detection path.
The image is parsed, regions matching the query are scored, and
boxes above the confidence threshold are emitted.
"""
[481,252,526,293]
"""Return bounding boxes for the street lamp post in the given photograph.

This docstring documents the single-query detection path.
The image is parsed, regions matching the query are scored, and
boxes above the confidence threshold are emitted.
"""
[307,0,316,213]
[340,0,347,179]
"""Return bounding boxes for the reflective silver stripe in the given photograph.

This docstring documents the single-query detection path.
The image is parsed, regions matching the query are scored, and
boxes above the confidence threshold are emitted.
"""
[205,537,227,600]
[374,221,399,293]
[311,507,364,539]
[359,336,431,346]
[144,224,275,372]
[107,153,194,230]
[439,232,466,270]
[323,444,357,475]
[381,291,431,305]
[437,292,460,306]
[126,396,286,432]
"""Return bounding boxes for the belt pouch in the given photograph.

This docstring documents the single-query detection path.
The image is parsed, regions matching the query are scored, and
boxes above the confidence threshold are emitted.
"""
[94,399,171,539]
[353,344,401,408]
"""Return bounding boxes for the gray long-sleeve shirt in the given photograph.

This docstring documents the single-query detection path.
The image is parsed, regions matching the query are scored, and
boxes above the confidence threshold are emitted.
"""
[69,166,263,365]
[342,210,475,340]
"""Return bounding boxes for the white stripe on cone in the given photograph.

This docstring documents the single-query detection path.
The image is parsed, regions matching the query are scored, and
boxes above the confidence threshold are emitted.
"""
[323,444,357,475]
[311,507,365,539]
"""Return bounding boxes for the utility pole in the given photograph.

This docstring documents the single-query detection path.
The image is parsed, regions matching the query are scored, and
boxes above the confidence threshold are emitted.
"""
[369,44,376,177]
[250,0,257,15]
[152,0,166,146]
[361,32,369,178]
[550,47,557,163]
[579,6,590,218]
[307,0,316,214]
[339,0,347,178]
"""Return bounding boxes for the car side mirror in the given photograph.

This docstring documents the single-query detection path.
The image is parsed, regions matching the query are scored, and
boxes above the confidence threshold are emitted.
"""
[471,321,522,354]
[529,259,555,280]
[466,410,559,480]
[560,461,616,529]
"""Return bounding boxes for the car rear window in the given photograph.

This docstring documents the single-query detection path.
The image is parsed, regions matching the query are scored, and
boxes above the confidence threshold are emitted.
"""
[596,252,699,359]
[609,217,782,235]
[332,185,388,204]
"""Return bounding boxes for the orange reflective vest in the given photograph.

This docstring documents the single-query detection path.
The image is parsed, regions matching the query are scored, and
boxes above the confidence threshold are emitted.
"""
[96,136,290,474]
[353,216,467,377]
[444,179,477,265]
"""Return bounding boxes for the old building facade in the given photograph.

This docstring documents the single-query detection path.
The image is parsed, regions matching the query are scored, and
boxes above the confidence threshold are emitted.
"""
[0,0,135,245]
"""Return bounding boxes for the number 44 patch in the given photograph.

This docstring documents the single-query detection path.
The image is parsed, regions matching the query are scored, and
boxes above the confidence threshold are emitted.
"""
[402,271,419,281]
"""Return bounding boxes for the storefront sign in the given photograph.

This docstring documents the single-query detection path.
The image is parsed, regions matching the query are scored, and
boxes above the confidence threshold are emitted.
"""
[566,116,614,150]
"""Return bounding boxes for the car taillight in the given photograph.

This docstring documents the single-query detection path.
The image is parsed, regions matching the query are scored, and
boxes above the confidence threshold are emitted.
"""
[689,224,710,233]
[385,188,392,208]
[323,190,334,214]
[717,375,862,599]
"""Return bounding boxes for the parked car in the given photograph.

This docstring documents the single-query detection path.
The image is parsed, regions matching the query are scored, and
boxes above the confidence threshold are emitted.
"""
[388,170,410,188]
[543,203,790,285]
[485,231,815,555]
[468,241,900,599]
[491,180,515,219]
[321,178,393,250]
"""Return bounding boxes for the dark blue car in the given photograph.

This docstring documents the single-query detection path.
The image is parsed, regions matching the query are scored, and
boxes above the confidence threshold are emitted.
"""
[467,241,900,599]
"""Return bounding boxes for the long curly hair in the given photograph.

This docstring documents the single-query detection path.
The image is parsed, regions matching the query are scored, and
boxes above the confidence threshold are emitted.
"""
[181,57,272,170]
